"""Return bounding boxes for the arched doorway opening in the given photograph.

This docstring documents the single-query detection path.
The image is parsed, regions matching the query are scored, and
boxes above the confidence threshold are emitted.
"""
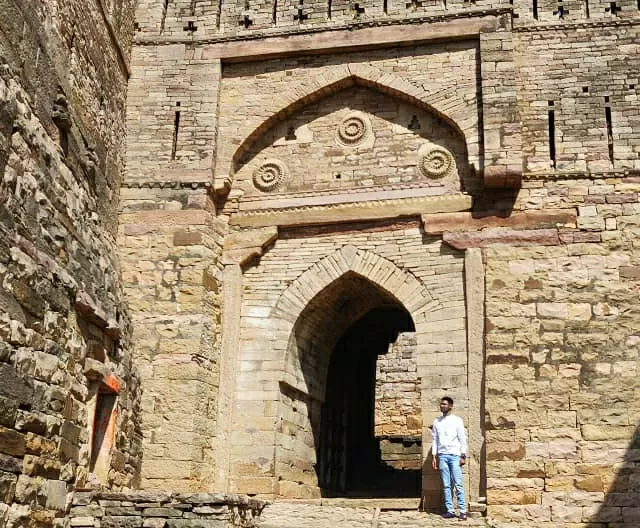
[276,271,421,498]
[319,306,418,497]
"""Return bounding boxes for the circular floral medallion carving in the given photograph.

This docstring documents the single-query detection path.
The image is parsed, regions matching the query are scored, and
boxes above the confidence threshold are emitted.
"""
[417,142,455,178]
[253,159,288,192]
[336,111,372,147]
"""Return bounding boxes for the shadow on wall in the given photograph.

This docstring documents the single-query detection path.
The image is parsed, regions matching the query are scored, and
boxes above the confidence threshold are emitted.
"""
[590,423,640,525]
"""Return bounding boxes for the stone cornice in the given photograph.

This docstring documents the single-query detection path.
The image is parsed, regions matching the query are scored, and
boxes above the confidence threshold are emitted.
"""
[513,17,640,32]
[230,193,472,228]
[134,11,510,60]
[522,169,640,181]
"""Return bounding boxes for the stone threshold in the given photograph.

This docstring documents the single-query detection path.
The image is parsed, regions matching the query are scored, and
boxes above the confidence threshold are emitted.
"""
[270,498,487,512]
[276,498,422,510]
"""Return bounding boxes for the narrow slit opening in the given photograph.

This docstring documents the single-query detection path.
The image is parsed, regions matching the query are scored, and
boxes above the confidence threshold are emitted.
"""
[533,0,538,18]
[160,0,169,34]
[548,101,556,170]
[605,98,614,166]
[171,102,181,161]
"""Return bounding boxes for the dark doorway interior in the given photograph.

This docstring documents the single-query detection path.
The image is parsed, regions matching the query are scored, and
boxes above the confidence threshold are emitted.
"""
[317,306,420,497]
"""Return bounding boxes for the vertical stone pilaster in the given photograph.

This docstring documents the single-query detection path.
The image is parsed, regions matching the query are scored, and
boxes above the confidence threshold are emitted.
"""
[214,263,243,492]
[465,247,485,503]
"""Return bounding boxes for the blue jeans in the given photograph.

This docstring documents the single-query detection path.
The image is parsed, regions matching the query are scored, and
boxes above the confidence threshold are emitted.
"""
[438,454,466,514]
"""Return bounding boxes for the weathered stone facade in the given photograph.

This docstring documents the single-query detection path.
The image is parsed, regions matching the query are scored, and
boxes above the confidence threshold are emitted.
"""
[2,0,640,525]
[0,0,141,526]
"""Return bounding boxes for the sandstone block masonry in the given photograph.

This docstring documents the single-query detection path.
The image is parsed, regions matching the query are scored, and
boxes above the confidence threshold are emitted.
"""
[0,0,141,526]
[122,0,640,520]
[1,0,640,523]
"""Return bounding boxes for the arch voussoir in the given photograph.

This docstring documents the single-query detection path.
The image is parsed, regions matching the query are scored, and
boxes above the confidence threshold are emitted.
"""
[272,246,433,330]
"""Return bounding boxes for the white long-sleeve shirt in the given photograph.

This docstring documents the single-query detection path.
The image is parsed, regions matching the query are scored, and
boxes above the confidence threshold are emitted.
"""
[431,414,467,457]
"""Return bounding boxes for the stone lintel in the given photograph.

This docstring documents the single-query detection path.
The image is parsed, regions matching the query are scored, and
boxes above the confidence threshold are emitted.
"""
[222,226,278,265]
[443,227,560,249]
[422,209,577,234]
[231,194,473,229]
[83,358,121,392]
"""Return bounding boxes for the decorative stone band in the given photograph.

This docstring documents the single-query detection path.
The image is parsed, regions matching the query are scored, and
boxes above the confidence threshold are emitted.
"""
[521,169,640,180]
[417,141,456,178]
[134,11,510,49]
[336,111,373,147]
[230,193,472,228]
[120,180,211,189]
[253,159,288,192]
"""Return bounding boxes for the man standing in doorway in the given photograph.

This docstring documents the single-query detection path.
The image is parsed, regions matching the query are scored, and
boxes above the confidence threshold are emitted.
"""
[431,396,467,520]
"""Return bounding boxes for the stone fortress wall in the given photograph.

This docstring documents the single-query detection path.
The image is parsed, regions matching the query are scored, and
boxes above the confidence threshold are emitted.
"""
[0,0,640,525]
[122,0,640,523]
[0,0,142,526]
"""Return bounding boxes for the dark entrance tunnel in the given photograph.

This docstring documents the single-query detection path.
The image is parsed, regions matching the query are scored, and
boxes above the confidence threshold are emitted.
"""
[317,306,420,498]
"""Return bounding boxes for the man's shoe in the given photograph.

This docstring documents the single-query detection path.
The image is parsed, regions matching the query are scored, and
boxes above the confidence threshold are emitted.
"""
[441,512,456,519]
[458,513,467,521]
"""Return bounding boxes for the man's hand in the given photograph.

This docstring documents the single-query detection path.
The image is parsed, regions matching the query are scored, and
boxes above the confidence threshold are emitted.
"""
[460,456,466,466]
[432,456,438,471]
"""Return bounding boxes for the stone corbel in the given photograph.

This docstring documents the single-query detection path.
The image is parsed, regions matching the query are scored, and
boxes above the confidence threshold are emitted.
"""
[222,226,279,265]
[422,209,577,249]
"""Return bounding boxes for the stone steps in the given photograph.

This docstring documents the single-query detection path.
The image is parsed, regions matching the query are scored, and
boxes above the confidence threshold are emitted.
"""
[257,501,489,528]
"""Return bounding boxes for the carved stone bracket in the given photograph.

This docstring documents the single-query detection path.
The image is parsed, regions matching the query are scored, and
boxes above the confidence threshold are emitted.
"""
[222,226,279,265]
[422,209,577,249]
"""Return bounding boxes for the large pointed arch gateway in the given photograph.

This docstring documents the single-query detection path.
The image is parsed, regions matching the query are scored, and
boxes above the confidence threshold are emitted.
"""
[221,235,480,505]
[215,45,484,505]
[271,246,438,498]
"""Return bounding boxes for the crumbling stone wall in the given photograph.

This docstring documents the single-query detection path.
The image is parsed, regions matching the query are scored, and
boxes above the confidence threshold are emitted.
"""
[375,332,422,472]
[67,491,266,528]
[0,0,140,526]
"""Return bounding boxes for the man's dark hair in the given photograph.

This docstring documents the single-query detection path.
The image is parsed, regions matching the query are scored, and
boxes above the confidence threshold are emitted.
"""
[441,396,454,405]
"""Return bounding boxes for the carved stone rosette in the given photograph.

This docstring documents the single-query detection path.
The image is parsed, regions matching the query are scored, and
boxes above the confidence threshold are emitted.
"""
[336,111,373,147]
[417,142,455,178]
[253,159,288,192]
